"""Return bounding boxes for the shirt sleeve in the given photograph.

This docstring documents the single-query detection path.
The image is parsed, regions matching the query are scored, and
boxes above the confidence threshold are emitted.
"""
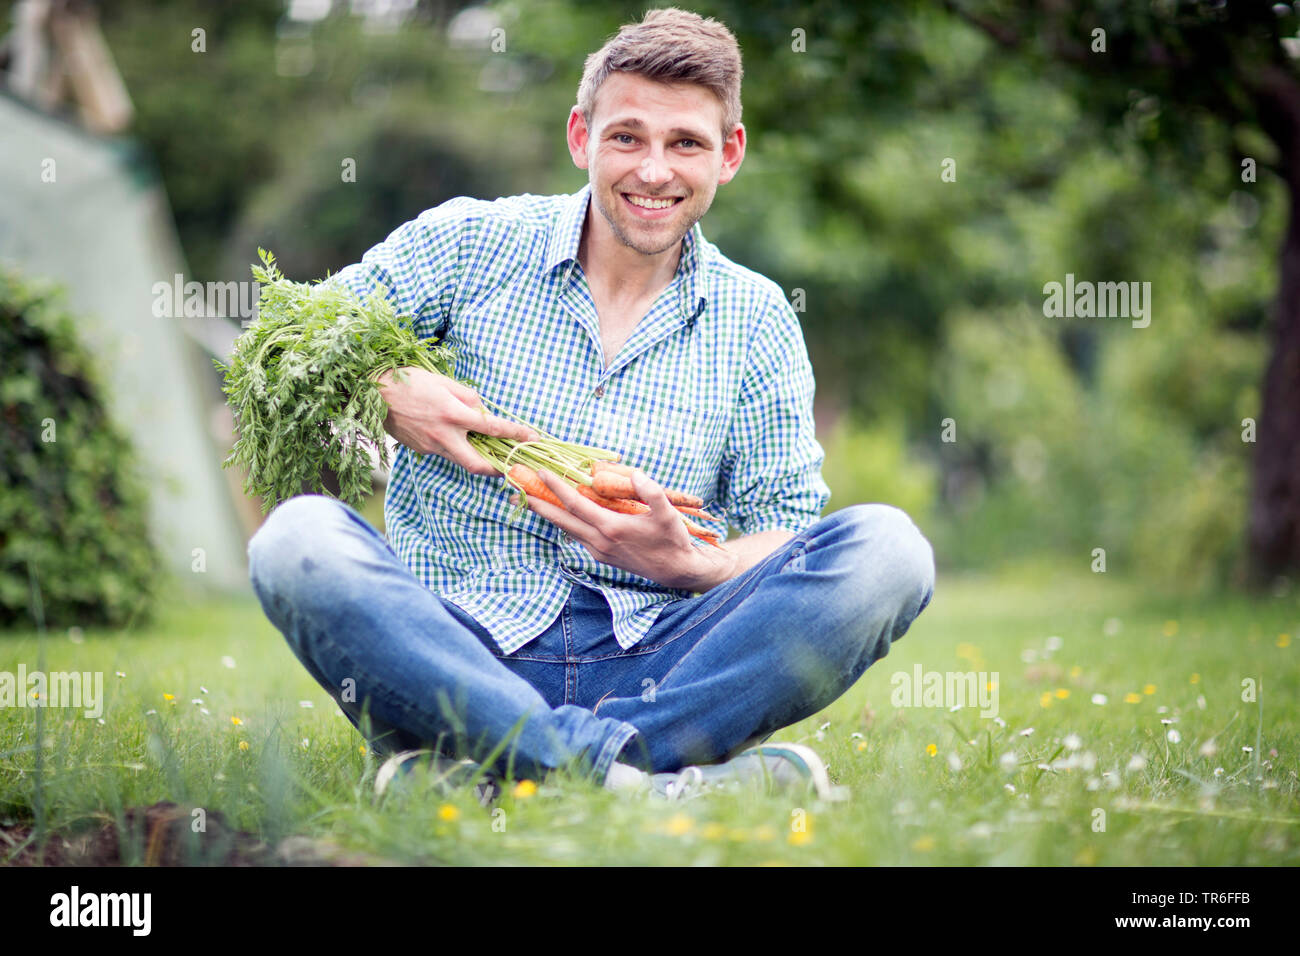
[328,196,483,339]
[717,290,831,536]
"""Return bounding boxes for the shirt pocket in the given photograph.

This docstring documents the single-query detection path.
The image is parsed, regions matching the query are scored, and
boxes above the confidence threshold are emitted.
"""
[599,388,727,508]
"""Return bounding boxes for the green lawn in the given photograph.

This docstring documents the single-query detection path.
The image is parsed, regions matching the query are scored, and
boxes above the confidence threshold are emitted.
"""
[2,564,1297,865]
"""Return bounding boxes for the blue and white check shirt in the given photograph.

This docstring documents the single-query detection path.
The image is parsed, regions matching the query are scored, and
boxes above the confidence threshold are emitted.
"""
[333,184,830,655]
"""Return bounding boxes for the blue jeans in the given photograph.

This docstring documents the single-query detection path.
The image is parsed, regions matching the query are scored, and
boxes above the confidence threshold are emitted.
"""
[248,496,935,785]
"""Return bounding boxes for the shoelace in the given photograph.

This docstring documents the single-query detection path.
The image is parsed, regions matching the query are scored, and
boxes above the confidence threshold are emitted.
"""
[664,765,705,800]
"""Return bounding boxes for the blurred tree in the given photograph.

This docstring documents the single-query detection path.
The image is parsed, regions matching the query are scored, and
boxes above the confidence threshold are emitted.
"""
[50,0,1286,586]
[0,265,161,628]
[939,0,1300,579]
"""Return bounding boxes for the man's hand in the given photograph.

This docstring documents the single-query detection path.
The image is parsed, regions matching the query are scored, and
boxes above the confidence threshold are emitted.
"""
[510,467,741,592]
[377,367,538,477]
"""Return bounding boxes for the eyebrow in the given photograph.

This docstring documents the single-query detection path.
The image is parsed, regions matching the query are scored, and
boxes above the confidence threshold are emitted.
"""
[604,116,714,148]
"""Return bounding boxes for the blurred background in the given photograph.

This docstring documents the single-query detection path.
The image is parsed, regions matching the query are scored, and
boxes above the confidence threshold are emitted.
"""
[2,0,1297,628]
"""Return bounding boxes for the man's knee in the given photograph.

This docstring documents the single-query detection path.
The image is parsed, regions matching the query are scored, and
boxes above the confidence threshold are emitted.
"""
[814,503,936,636]
[247,494,356,604]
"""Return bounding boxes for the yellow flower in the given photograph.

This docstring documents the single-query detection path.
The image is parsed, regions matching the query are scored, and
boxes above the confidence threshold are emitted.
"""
[230,716,243,726]
[1190,673,1200,684]
[512,779,537,799]
[664,813,694,836]
[788,829,814,846]
[856,741,868,752]
[1069,666,1082,679]
[1278,633,1292,648]
[1142,684,1156,696]
[1054,688,1070,700]
[1039,692,1054,709]
[163,693,175,702]
[358,744,366,754]
[1163,620,1179,637]
[438,804,459,821]
[911,835,936,852]
[926,743,938,757]
[986,680,997,693]
[1125,692,1142,704]
[238,740,249,752]
[701,822,727,841]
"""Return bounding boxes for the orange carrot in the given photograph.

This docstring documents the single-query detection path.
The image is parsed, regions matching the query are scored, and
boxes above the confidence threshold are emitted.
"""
[681,516,723,548]
[590,468,704,509]
[576,485,650,514]
[674,504,722,523]
[590,471,638,500]
[506,464,564,509]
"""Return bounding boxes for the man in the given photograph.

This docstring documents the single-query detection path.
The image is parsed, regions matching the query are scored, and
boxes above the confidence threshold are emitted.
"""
[249,7,934,801]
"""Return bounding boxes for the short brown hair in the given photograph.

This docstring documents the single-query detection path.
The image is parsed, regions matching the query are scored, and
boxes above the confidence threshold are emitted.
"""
[577,7,743,138]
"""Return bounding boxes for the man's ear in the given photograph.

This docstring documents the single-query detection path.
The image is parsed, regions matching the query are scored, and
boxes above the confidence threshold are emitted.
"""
[717,122,746,187]
[566,107,591,170]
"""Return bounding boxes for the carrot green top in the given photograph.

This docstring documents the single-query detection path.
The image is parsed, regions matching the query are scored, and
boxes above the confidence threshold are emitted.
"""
[332,184,829,655]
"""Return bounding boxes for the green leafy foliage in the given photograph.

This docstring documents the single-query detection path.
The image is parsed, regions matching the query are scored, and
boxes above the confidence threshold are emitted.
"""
[216,250,455,512]
[0,266,161,629]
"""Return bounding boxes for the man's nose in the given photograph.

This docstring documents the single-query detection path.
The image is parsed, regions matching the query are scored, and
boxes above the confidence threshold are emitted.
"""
[637,150,673,185]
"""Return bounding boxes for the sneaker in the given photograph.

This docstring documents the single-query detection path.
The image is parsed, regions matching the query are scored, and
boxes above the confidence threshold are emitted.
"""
[373,750,500,806]
[640,743,848,802]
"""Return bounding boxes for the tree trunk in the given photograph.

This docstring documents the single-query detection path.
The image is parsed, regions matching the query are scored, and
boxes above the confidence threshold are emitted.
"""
[1249,68,1300,581]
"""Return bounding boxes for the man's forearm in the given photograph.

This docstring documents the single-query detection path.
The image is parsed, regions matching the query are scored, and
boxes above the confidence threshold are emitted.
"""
[687,529,795,594]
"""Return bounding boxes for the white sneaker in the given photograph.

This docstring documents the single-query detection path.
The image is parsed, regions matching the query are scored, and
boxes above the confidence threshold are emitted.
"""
[617,743,848,801]
[373,749,499,805]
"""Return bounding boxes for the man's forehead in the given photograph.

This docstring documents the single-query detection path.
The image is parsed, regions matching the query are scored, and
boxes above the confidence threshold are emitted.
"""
[590,73,723,131]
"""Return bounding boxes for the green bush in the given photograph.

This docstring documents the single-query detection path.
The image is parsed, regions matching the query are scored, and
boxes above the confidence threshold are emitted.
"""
[929,308,1262,588]
[0,266,161,628]
[820,417,938,530]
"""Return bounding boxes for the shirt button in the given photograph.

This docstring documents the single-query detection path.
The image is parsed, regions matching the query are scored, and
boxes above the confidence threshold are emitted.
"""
[594,384,605,397]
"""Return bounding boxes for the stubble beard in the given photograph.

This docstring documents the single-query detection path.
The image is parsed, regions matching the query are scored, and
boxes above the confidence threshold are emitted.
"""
[592,180,708,256]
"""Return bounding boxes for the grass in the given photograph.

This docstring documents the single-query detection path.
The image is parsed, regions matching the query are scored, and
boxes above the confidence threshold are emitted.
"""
[1,562,1297,865]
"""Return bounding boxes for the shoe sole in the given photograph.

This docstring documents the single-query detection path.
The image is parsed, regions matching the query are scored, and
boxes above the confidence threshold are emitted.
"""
[745,742,840,801]
[374,749,434,797]
[375,750,494,803]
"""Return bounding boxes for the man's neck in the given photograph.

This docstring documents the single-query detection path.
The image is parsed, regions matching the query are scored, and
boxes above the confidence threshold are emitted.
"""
[577,206,682,302]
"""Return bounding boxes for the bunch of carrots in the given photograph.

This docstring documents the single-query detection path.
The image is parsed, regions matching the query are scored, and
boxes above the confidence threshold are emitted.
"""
[219,250,725,546]
[461,404,724,548]
[494,453,723,549]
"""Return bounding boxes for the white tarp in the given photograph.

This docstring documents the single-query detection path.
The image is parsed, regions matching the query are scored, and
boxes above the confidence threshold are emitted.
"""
[0,90,249,591]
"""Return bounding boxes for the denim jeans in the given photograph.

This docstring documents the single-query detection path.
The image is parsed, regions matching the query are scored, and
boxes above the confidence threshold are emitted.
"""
[248,495,935,785]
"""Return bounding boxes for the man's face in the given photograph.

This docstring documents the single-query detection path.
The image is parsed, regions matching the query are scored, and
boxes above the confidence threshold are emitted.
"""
[567,72,745,256]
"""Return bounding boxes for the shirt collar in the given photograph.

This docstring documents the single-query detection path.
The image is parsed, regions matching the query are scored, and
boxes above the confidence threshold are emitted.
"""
[546,183,709,326]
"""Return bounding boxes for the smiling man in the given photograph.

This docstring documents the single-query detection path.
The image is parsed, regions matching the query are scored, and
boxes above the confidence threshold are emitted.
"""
[248,7,935,801]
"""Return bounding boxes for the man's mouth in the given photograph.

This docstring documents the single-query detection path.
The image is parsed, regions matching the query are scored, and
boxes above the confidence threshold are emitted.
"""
[621,192,684,219]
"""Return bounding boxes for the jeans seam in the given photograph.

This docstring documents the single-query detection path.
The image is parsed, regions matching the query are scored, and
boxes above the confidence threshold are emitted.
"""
[563,601,575,706]
[647,529,820,693]
[593,721,640,782]
[654,530,811,665]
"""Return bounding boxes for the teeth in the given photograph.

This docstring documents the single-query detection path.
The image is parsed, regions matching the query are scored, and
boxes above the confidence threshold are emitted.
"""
[626,194,676,210]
